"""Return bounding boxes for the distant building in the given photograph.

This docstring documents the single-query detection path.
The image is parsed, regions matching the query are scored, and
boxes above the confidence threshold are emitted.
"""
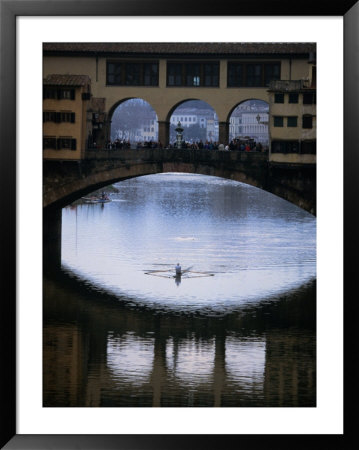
[139,117,158,142]
[170,107,219,141]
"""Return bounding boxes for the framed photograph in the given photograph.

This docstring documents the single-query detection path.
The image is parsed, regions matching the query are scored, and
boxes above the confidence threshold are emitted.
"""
[1,0,357,448]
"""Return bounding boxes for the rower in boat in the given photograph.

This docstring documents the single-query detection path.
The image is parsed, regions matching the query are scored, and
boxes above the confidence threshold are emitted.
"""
[175,263,182,276]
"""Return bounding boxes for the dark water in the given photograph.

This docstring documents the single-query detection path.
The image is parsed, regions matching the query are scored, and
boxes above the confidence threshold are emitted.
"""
[43,173,316,407]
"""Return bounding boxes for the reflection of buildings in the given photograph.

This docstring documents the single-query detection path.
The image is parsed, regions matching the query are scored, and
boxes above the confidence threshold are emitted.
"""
[263,332,316,406]
[43,272,316,408]
[43,324,87,406]
[44,321,315,407]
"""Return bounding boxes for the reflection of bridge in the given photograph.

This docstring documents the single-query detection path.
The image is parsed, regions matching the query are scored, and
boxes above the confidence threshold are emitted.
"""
[44,148,316,213]
[43,270,316,408]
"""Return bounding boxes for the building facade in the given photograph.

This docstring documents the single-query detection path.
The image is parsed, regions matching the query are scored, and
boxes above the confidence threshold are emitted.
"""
[43,75,92,160]
[268,79,316,164]
[43,42,316,162]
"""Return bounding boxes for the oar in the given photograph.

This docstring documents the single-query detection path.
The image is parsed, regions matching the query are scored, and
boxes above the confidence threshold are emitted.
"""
[181,265,193,274]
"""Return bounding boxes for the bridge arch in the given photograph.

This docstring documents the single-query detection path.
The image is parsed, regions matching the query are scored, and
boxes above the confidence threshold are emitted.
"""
[107,97,159,145]
[165,98,218,122]
[166,99,219,145]
[227,99,270,147]
[43,149,316,215]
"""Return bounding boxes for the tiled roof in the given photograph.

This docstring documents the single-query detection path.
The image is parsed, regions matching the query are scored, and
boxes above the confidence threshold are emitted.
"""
[43,42,316,56]
[43,74,91,86]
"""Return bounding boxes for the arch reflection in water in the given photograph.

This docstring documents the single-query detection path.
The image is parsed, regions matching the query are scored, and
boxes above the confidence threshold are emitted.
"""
[106,332,154,387]
[166,337,215,386]
[43,268,316,407]
[225,337,266,398]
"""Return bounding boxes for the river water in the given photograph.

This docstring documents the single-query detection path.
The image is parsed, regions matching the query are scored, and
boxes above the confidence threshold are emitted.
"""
[43,173,316,407]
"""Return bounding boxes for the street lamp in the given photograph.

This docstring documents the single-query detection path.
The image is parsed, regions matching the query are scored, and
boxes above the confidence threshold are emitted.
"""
[256,113,269,125]
[175,121,184,148]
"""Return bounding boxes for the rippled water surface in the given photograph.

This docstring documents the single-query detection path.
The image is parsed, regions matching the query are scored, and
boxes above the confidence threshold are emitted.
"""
[43,173,316,407]
[61,173,316,313]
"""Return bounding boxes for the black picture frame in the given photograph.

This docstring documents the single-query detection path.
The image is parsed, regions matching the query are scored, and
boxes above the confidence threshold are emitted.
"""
[1,0,357,448]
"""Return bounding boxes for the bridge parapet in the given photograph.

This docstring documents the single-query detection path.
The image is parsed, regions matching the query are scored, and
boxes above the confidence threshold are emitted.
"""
[84,148,268,164]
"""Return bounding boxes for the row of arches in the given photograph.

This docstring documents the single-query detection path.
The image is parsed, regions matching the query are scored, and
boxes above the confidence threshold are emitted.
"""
[102,98,269,148]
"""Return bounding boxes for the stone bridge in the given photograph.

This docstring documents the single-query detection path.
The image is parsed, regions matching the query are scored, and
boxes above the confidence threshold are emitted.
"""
[43,148,316,215]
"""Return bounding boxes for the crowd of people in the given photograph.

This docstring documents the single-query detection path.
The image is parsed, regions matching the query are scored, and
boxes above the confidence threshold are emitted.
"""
[89,138,268,152]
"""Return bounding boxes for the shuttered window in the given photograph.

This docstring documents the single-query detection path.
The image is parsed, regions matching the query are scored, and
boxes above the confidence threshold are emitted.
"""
[56,138,77,150]
[43,111,75,123]
[43,137,57,149]
[271,141,300,153]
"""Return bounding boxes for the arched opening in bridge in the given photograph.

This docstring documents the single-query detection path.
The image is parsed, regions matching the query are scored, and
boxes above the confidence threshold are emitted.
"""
[110,98,159,148]
[228,99,269,151]
[168,100,219,148]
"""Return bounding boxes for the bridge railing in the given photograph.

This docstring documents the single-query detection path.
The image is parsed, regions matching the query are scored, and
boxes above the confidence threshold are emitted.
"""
[84,147,269,163]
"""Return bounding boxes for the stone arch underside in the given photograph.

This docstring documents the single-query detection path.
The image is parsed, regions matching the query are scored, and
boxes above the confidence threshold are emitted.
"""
[43,158,315,215]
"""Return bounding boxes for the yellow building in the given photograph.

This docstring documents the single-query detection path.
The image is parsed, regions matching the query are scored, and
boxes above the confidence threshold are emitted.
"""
[43,43,316,150]
[268,76,316,164]
[43,74,94,160]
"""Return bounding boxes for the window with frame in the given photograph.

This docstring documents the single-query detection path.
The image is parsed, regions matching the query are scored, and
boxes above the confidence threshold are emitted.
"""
[227,62,280,87]
[185,63,200,86]
[302,115,313,129]
[167,62,219,87]
[125,63,141,86]
[303,92,316,104]
[107,61,159,86]
[272,140,299,153]
[204,63,219,86]
[60,89,75,100]
[43,111,56,122]
[274,93,284,103]
[144,63,159,86]
[289,93,299,103]
[43,88,57,99]
[167,63,182,86]
[43,111,75,123]
[43,87,75,100]
[246,64,262,87]
[43,136,57,149]
[287,116,298,127]
[274,116,284,127]
[301,140,316,154]
[264,63,280,86]
[57,137,77,150]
